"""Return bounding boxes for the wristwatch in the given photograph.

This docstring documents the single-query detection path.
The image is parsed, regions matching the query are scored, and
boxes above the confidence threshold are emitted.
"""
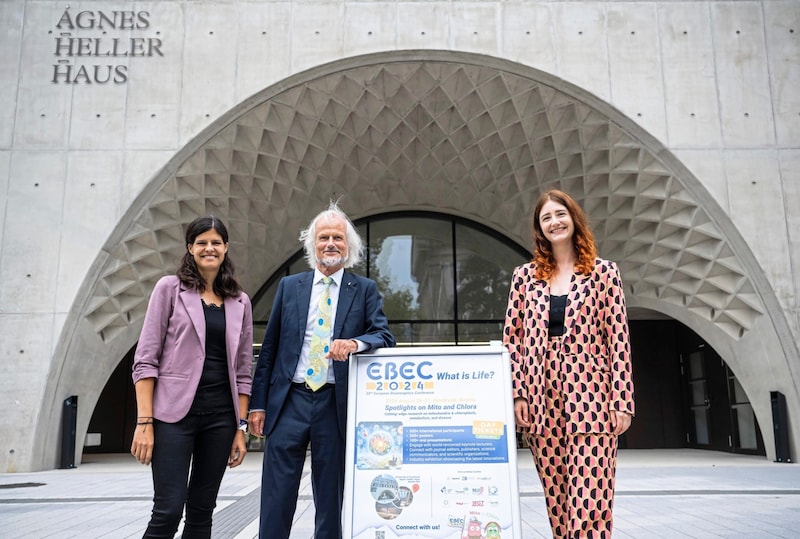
[237,418,248,433]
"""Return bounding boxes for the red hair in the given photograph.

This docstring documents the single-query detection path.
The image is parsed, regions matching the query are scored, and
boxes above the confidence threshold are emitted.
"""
[531,189,597,280]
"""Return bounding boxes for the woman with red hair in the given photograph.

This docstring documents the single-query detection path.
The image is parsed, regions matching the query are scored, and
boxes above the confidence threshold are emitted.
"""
[503,189,634,538]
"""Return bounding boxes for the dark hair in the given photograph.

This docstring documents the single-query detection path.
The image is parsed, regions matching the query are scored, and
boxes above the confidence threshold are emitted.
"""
[531,189,597,280]
[177,216,242,298]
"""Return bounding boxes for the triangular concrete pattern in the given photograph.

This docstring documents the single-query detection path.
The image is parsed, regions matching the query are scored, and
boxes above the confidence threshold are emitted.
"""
[83,59,764,341]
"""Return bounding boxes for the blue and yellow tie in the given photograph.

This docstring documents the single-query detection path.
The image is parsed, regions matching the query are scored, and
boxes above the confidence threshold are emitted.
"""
[305,276,333,391]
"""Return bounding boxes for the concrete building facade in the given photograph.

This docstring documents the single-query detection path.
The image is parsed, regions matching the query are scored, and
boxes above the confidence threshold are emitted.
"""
[1,0,798,472]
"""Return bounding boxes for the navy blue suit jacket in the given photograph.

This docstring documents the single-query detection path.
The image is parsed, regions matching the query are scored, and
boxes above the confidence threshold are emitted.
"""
[250,270,395,438]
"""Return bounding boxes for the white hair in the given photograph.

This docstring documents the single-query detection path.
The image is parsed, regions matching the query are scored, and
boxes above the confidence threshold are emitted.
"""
[299,201,364,269]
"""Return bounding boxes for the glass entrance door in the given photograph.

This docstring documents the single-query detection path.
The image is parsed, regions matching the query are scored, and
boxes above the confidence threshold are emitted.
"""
[686,350,711,447]
[728,369,765,454]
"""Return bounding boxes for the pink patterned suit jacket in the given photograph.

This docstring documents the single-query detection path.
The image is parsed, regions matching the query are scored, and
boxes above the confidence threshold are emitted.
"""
[503,258,635,435]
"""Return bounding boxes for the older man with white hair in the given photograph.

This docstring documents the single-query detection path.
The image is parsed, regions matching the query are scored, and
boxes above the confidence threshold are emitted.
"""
[249,201,395,539]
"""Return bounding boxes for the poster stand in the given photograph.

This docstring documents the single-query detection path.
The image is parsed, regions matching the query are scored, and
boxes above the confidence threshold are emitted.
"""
[343,345,522,539]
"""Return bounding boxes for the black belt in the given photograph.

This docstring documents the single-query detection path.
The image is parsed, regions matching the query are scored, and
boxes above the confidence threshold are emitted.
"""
[291,381,333,391]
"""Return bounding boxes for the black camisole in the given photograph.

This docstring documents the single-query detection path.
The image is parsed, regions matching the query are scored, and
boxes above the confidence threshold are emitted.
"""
[548,294,568,337]
[189,300,234,414]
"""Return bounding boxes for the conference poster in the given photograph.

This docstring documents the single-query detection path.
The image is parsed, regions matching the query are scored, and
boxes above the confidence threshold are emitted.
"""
[344,346,521,539]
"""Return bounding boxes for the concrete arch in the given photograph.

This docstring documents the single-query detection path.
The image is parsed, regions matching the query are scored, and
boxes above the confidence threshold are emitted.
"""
[38,50,798,469]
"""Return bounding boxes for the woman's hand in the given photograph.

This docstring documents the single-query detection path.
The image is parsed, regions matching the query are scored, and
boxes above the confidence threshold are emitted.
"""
[131,423,154,465]
[610,410,632,435]
[131,379,155,464]
[228,430,247,468]
[514,397,531,429]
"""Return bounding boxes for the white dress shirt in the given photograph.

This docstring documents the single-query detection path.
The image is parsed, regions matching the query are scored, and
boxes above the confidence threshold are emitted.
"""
[292,268,366,384]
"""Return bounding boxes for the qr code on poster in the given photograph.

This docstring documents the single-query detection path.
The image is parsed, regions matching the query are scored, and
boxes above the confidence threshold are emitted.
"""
[375,532,385,539]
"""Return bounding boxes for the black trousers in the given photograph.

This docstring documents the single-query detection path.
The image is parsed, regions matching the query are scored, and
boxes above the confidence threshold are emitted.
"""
[143,412,235,539]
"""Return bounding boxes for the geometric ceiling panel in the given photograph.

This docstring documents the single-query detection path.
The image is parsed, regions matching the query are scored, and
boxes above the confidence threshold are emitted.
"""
[85,59,764,341]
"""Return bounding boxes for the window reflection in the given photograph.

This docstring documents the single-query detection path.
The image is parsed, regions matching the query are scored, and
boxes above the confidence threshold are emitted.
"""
[369,218,454,321]
[455,224,520,321]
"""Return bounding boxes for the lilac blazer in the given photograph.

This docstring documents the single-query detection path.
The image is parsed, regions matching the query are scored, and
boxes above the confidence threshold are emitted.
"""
[132,275,253,423]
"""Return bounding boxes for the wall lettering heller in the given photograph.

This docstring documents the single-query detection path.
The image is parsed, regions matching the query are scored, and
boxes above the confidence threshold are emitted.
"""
[51,8,164,84]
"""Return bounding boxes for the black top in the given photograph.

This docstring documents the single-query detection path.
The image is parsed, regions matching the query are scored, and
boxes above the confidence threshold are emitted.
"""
[189,300,234,415]
[548,294,568,337]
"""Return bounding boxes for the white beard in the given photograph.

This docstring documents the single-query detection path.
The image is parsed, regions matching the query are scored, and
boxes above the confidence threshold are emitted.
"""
[320,255,345,268]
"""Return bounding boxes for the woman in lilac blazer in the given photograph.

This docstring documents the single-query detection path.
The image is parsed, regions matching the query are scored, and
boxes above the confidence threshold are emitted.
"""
[131,216,253,538]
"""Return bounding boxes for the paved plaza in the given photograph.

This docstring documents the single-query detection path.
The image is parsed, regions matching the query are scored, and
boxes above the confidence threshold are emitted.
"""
[1,449,799,538]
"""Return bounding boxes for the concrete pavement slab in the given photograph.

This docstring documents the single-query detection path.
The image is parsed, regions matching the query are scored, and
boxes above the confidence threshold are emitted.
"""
[0,449,798,538]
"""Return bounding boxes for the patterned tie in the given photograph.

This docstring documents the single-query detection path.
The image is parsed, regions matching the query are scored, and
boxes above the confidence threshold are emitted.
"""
[305,276,333,391]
